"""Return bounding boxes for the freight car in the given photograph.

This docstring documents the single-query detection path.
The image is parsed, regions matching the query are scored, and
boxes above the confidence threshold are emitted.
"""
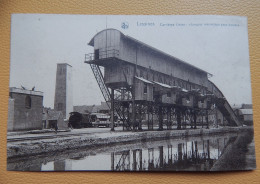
[90,113,111,128]
[68,112,92,128]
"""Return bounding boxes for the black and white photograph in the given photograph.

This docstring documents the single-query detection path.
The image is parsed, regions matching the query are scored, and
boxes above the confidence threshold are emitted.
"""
[7,14,256,171]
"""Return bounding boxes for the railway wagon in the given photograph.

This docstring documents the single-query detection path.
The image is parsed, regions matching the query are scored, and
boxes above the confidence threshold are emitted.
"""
[90,113,111,128]
[69,112,92,128]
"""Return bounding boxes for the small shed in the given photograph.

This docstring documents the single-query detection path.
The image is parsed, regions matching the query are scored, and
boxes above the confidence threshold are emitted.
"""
[42,109,68,130]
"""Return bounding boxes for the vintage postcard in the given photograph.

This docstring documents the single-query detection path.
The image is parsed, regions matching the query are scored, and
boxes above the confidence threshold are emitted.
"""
[7,14,256,171]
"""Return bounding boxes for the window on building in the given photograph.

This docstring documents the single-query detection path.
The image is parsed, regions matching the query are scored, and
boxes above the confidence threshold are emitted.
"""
[25,95,31,109]
[144,84,147,94]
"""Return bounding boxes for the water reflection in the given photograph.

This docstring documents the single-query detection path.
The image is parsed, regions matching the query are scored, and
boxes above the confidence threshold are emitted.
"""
[111,139,224,171]
[7,131,255,171]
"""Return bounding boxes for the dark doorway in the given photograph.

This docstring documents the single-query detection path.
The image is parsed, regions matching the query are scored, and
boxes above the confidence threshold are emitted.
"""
[94,49,99,59]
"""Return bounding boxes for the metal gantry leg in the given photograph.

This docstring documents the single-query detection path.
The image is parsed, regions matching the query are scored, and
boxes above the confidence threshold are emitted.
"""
[194,111,197,129]
[206,109,209,129]
[111,152,115,171]
[139,149,143,170]
[177,108,182,130]
[111,88,115,131]
[158,106,163,130]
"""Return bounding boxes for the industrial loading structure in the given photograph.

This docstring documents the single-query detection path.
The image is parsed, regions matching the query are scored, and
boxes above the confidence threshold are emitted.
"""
[85,29,241,131]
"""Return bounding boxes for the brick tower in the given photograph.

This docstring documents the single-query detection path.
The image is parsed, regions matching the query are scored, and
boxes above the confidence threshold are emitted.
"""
[54,63,73,119]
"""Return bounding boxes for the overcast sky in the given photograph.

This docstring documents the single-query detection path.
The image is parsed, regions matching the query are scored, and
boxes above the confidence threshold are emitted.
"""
[10,14,252,108]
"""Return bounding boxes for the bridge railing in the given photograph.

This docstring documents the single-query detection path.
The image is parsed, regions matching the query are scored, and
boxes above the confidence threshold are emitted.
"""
[85,49,119,62]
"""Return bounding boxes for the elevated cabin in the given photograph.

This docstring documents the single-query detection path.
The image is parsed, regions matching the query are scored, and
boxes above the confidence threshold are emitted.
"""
[86,29,210,108]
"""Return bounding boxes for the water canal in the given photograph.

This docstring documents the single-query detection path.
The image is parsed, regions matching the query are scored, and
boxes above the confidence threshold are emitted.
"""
[7,130,255,171]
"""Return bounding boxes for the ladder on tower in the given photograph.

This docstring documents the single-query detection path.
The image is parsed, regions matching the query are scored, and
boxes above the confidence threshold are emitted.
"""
[90,64,110,104]
[89,64,132,130]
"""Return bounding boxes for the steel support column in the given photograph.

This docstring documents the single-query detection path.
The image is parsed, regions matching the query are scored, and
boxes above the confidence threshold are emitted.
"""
[177,108,182,130]
[158,106,163,130]
[194,111,197,129]
[111,88,115,131]
[206,109,209,129]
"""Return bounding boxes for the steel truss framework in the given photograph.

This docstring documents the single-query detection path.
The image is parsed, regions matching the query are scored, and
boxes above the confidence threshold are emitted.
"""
[88,64,236,131]
[110,85,222,131]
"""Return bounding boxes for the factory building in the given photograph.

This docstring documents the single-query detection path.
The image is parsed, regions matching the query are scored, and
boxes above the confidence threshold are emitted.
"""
[8,87,43,131]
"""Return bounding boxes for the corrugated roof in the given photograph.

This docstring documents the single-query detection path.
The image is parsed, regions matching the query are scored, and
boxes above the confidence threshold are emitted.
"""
[88,29,210,75]
[153,81,173,89]
[135,76,154,84]
[125,34,210,75]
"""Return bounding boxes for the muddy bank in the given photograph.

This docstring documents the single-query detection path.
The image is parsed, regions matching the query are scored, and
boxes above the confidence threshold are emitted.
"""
[210,128,256,171]
[7,126,252,159]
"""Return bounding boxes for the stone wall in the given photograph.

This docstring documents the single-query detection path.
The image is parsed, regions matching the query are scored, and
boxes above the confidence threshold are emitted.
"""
[9,93,43,131]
